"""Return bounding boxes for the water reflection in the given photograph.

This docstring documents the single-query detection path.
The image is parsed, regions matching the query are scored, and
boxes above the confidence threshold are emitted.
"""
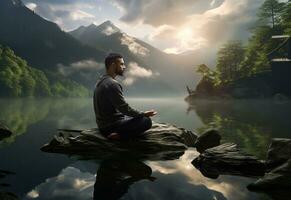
[187,100,291,159]
[94,159,154,200]
[0,169,19,200]
[0,98,93,146]
[0,98,282,199]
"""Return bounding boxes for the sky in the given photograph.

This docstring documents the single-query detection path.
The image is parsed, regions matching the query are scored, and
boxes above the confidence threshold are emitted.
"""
[23,0,265,54]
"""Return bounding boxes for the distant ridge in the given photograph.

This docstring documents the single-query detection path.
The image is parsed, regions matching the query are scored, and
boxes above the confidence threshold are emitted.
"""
[0,0,106,69]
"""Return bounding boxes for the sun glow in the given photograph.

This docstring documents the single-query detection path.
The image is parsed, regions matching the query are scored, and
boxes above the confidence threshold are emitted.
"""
[177,28,193,40]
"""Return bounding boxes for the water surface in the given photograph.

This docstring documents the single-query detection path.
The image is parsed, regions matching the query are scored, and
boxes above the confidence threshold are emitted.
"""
[1,97,291,200]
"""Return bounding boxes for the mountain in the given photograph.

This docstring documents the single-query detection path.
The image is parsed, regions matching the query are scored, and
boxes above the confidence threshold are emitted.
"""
[0,0,105,70]
[0,0,205,95]
[69,21,205,93]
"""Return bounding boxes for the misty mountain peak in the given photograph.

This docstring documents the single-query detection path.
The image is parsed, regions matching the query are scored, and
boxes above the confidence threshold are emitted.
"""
[87,23,97,29]
[97,20,120,35]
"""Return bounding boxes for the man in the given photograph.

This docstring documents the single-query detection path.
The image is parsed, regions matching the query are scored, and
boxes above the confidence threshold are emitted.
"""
[94,53,157,140]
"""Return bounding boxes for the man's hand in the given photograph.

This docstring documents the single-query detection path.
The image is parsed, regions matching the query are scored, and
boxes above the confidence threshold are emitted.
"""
[143,110,157,117]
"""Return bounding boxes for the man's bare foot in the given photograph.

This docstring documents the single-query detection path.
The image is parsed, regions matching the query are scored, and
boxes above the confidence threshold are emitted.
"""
[107,132,121,140]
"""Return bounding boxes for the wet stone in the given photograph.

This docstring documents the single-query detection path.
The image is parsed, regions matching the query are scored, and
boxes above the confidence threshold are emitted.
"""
[194,129,221,153]
[41,123,197,161]
[265,138,291,171]
[248,159,291,191]
[192,143,265,179]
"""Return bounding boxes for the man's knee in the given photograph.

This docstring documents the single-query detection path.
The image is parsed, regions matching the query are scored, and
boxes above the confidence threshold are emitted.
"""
[142,116,152,130]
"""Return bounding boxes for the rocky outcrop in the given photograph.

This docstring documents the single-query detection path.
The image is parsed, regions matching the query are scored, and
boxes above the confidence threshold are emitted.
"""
[194,129,221,153]
[248,138,291,191]
[192,143,265,179]
[0,122,12,140]
[265,138,291,171]
[248,159,291,191]
[41,123,197,161]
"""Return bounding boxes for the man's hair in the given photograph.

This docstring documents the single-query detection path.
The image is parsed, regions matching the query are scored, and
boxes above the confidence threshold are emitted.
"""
[105,53,123,70]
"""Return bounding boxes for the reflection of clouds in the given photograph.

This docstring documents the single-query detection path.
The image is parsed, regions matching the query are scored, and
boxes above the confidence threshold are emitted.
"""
[120,33,150,56]
[123,62,159,86]
[25,167,95,200]
[148,149,257,200]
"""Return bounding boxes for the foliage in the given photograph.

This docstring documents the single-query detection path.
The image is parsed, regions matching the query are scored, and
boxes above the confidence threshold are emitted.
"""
[216,41,245,83]
[194,0,290,93]
[0,45,89,97]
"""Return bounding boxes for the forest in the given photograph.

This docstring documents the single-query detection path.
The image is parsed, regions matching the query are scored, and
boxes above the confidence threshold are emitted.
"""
[193,0,291,98]
[0,45,89,97]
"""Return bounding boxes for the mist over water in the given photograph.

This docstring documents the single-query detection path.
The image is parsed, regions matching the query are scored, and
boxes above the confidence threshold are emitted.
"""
[1,97,290,199]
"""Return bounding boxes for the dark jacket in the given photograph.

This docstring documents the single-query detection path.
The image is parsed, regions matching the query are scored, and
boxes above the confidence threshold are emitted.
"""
[93,75,144,129]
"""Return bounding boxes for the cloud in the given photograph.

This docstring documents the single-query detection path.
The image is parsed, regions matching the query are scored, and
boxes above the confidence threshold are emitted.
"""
[70,10,95,20]
[25,167,95,200]
[25,2,37,11]
[120,33,150,56]
[102,25,118,35]
[110,0,224,27]
[23,0,265,53]
[23,0,100,30]
[140,0,263,53]
[57,59,103,83]
[57,59,102,76]
[123,62,159,85]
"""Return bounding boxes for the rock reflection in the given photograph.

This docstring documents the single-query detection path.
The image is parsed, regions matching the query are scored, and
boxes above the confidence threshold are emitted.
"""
[0,169,19,200]
[94,159,154,200]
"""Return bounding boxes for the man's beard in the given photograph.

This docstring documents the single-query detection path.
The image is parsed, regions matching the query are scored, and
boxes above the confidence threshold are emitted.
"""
[116,70,124,76]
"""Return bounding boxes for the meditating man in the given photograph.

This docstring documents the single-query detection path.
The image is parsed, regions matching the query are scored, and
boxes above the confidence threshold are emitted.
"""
[93,53,157,140]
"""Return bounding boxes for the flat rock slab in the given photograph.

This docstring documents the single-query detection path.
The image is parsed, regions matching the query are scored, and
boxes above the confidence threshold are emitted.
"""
[41,123,197,161]
[192,143,265,179]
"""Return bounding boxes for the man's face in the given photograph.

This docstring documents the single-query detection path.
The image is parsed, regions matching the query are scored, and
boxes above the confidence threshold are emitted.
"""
[114,58,126,76]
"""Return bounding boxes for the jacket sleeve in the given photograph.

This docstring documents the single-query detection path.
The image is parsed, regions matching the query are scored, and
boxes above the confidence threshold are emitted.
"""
[108,82,144,117]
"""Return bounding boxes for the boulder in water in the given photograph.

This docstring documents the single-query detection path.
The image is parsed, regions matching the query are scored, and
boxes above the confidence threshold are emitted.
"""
[248,159,291,191]
[194,129,221,153]
[265,138,291,171]
[192,143,265,179]
[41,123,197,161]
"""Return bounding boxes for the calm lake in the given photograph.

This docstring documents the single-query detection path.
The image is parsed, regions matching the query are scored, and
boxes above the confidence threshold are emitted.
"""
[1,97,291,200]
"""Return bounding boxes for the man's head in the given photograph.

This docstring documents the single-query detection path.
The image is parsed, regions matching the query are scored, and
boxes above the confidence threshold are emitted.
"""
[105,53,126,76]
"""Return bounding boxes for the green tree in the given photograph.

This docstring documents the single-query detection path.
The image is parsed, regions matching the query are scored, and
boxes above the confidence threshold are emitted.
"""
[258,0,286,28]
[281,1,291,34]
[216,41,245,83]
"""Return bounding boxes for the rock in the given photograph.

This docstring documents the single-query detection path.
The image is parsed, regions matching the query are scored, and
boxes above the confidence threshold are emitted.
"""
[0,122,12,140]
[248,159,291,191]
[194,129,221,153]
[192,143,265,179]
[265,138,291,171]
[41,123,197,161]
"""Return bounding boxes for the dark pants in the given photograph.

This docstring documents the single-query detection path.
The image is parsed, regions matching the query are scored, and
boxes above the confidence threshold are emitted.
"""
[100,116,152,139]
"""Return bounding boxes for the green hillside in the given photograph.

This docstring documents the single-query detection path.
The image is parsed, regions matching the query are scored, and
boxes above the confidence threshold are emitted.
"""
[0,45,89,97]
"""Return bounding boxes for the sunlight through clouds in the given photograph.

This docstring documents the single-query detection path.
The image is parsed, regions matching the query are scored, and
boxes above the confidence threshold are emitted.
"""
[23,0,264,53]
